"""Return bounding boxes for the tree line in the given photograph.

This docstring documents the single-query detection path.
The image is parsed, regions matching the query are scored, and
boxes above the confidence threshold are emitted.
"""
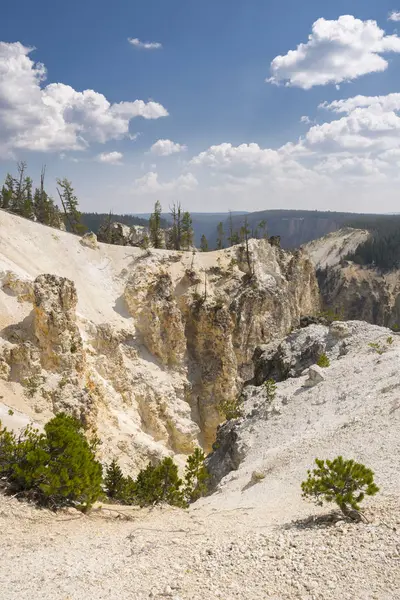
[148,200,195,250]
[0,162,85,234]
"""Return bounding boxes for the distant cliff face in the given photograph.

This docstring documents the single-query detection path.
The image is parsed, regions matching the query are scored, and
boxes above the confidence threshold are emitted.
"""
[305,228,400,328]
[0,211,319,471]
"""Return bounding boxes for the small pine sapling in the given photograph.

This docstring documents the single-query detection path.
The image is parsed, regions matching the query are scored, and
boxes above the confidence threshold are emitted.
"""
[183,448,209,503]
[317,353,330,368]
[264,378,277,401]
[301,456,379,521]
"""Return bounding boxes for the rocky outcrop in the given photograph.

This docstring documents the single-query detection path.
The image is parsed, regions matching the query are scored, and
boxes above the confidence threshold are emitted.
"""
[0,208,320,470]
[304,228,400,328]
[80,232,98,250]
[33,274,85,374]
[97,222,150,247]
[206,320,396,490]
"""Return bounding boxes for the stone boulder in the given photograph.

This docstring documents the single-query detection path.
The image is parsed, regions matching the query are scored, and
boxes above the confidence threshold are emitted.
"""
[80,232,98,249]
[97,222,150,247]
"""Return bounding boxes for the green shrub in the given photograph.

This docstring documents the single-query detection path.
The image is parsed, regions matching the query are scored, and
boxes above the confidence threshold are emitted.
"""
[387,336,394,345]
[317,354,330,368]
[301,456,379,520]
[368,342,384,355]
[104,450,209,508]
[183,448,209,503]
[264,378,277,401]
[134,457,185,508]
[218,397,243,421]
[0,413,102,510]
[104,458,126,501]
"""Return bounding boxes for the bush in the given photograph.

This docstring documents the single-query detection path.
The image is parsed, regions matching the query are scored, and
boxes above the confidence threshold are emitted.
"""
[218,397,243,420]
[264,379,277,401]
[104,450,209,508]
[301,456,379,520]
[317,354,330,368]
[134,457,185,508]
[183,448,208,503]
[104,458,126,500]
[0,413,103,510]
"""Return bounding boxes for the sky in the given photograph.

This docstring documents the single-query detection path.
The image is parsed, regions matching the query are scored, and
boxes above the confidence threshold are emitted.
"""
[2,1,400,214]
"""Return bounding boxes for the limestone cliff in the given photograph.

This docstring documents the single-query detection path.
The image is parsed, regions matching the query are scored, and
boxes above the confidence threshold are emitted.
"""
[305,228,400,328]
[0,210,319,469]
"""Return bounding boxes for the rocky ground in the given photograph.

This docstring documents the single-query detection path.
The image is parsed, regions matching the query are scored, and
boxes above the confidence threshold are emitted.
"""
[1,320,399,599]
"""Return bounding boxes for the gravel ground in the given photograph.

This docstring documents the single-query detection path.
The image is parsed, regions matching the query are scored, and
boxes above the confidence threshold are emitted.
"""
[0,495,399,600]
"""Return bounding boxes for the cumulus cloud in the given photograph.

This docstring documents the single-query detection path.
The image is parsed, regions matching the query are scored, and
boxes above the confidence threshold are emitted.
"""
[96,151,123,165]
[128,38,162,50]
[389,11,400,22]
[267,15,400,89]
[190,143,280,169]
[150,139,187,156]
[303,93,400,153]
[132,171,198,194]
[0,42,168,156]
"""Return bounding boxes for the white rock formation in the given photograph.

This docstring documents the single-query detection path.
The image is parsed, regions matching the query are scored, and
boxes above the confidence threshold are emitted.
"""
[0,209,318,470]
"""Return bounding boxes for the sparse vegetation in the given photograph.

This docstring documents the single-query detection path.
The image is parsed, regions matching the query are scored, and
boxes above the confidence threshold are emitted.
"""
[218,396,243,421]
[387,336,394,345]
[301,456,379,521]
[317,354,330,368]
[22,375,45,398]
[368,342,384,355]
[264,378,277,401]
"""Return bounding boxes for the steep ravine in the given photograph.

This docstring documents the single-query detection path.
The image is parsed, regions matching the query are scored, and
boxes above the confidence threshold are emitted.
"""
[0,210,319,469]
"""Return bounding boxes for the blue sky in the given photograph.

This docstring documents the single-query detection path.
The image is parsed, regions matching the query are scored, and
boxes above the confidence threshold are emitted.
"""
[2,1,400,213]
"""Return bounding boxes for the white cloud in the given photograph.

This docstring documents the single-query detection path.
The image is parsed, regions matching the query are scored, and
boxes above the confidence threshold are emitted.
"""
[300,115,312,125]
[0,42,168,156]
[128,38,162,50]
[304,93,400,153]
[132,171,198,194]
[96,151,123,165]
[267,15,400,89]
[150,139,187,156]
[389,11,400,22]
[190,143,280,169]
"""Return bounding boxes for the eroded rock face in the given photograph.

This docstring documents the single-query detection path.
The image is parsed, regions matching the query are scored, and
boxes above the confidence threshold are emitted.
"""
[0,237,319,469]
[33,275,85,373]
[97,222,150,247]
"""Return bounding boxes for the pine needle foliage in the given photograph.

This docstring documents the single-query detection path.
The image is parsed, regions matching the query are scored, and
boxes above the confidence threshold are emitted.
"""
[317,353,330,368]
[301,456,379,520]
[0,414,102,511]
[183,448,209,503]
[264,378,277,401]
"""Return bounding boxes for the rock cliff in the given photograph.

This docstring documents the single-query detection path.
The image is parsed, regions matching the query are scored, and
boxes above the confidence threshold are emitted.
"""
[0,209,319,470]
[305,228,400,328]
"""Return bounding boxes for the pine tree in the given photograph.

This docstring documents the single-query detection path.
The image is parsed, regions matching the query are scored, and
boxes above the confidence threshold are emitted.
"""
[183,448,209,503]
[149,201,163,248]
[2,413,102,510]
[258,219,267,239]
[181,211,194,250]
[168,202,183,250]
[0,174,14,210]
[104,459,125,500]
[301,456,379,520]
[200,234,209,252]
[57,178,85,235]
[216,221,225,250]
[240,217,252,274]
